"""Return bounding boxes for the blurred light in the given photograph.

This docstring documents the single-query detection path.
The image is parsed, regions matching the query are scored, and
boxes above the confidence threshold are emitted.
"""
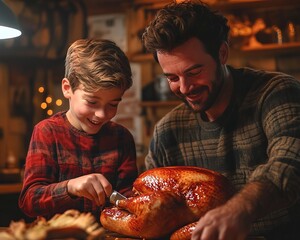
[46,96,52,103]
[0,0,22,39]
[38,87,45,93]
[47,109,53,116]
[56,99,63,106]
[41,102,47,109]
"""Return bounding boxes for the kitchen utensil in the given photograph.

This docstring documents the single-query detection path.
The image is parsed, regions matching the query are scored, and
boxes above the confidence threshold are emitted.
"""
[110,190,127,206]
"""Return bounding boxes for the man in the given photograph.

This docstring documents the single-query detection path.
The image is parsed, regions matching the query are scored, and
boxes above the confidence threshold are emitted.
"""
[142,1,300,239]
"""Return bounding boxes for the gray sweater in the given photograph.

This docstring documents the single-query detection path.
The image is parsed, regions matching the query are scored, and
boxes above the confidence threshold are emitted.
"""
[145,66,300,239]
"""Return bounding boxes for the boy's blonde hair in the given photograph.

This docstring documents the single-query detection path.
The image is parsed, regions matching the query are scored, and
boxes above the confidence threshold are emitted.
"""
[65,39,132,92]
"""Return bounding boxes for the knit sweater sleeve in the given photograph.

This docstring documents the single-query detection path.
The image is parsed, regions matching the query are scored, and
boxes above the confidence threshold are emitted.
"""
[249,75,300,202]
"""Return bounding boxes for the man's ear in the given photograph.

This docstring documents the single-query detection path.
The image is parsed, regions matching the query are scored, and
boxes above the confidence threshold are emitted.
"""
[219,42,229,64]
[62,78,72,99]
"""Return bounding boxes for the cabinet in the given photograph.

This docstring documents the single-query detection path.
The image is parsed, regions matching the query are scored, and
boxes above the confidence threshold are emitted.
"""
[126,0,300,164]
[128,0,300,59]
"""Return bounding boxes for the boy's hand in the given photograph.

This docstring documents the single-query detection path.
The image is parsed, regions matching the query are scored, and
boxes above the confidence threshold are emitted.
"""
[67,174,113,206]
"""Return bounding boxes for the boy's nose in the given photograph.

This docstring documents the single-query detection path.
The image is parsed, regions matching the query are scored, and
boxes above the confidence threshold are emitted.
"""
[95,108,106,118]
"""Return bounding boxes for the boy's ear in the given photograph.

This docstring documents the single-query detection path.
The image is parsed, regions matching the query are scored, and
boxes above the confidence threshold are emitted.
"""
[62,78,72,99]
[219,42,229,64]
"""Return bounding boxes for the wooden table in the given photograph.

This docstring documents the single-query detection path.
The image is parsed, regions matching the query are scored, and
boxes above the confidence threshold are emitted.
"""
[104,231,265,240]
[0,228,266,240]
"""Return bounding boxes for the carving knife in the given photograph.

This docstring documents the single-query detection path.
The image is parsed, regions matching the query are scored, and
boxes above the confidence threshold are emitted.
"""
[109,190,127,206]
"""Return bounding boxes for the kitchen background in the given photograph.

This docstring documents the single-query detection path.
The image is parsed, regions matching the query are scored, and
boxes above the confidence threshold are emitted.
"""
[0,0,300,226]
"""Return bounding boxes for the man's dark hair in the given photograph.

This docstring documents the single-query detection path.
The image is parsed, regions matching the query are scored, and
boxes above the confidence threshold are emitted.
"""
[142,0,230,61]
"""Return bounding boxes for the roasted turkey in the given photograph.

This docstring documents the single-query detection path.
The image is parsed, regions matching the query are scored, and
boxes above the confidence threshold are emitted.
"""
[100,166,234,239]
[170,222,197,240]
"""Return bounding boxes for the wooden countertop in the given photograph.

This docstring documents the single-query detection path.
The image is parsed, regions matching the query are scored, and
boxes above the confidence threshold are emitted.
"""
[0,182,22,194]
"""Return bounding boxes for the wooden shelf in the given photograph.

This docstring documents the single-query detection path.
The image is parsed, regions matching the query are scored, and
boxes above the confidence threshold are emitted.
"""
[0,183,22,195]
[132,0,300,11]
[212,0,300,11]
[0,49,64,66]
[241,42,300,52]
[130,53,154,62]
[132,42,300,62]
[233,42,300,57]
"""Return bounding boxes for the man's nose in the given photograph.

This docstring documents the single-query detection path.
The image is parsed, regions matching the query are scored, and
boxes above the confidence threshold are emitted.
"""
[179,78,191,94]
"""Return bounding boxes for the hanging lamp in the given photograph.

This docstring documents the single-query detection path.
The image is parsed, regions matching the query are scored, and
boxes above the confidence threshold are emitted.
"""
[0,0,21,39]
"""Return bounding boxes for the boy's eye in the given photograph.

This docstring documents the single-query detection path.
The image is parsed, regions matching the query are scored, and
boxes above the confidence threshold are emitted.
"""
[109,102,119,108]
[86,100,97,104]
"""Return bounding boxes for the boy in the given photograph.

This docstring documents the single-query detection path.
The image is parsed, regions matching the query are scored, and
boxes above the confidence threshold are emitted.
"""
[19,39,138,220]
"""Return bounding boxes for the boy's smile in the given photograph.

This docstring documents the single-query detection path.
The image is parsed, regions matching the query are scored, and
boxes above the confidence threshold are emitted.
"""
[62,79,124,134]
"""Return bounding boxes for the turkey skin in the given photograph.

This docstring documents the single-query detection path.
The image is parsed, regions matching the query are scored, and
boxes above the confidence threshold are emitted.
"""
[100,166,233,239]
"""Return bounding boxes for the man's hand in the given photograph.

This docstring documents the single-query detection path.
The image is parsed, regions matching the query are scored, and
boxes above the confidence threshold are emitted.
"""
[67,174,113,206]
[191,200,251,240]
[191,181,283,240]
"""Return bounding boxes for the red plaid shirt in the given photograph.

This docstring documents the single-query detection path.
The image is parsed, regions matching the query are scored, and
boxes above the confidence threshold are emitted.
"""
[19,111,138,219]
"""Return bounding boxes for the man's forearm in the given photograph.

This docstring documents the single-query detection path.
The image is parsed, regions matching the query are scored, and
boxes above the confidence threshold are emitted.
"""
[227,181,287,221]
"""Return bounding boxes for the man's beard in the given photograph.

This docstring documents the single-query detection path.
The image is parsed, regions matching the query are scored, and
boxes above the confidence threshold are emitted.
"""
[182,64,224,113]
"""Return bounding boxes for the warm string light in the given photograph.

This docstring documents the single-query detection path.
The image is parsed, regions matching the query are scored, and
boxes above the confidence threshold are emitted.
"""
[46,96,52,103]
[38,87,45,93]
[56,99,63,106]
[38,86,64,116]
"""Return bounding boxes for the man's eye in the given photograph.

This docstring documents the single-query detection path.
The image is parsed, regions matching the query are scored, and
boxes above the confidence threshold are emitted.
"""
[187,69,202,77]
[166,76,179,82]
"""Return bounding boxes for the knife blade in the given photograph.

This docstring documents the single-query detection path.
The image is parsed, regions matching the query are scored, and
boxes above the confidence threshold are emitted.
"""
[109,190,127,206]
